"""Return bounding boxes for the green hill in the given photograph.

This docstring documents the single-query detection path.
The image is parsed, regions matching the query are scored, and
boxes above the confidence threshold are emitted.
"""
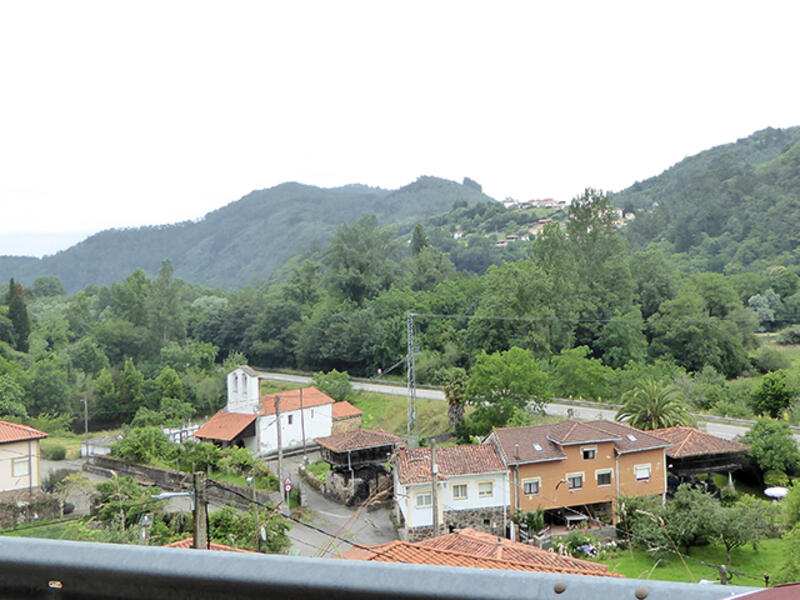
[0,176,495,292]
[612,126,800,272]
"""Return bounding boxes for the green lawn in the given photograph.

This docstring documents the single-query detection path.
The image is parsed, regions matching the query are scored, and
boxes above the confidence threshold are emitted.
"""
[600,539,782,587]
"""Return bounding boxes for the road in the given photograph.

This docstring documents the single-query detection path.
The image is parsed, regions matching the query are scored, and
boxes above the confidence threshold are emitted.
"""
[264,450,396,557]
[258,371,800,442]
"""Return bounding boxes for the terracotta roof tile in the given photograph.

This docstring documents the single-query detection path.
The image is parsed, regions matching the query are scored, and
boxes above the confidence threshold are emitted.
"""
[489,420,669,465]
[315,429,404,453]
[395,445,505,485]
[163,537,257,553]
[332,401,363,420]
[0,420,48,444]
[193,411,256,442]
[584,420,671,453]
[649,426,749,458]
[417,528,611,575]
[339,537,620,577]
[260,387,334,415]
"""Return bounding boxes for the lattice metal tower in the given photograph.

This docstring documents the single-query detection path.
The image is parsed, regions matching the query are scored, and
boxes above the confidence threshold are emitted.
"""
[406,312,418,446]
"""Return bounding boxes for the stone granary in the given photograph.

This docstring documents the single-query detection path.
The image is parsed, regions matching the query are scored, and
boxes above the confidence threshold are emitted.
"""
[314,429,405,505]
[650,426,749,489]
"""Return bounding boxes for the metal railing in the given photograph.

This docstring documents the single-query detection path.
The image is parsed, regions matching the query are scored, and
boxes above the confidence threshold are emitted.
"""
[0,536,758,600]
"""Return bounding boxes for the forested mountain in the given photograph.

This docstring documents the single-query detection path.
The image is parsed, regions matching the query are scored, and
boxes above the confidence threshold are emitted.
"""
[612,126,800,273]
[0,177,494,292]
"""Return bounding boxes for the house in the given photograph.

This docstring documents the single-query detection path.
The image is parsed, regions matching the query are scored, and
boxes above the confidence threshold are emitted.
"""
[393,445,510,541]
[314,429,404,504]
[649,426,748,488]
[484,420,669,530]
[194,366,354,456]
[0,420,47,498]
[163,537,256,553]
[339,527,618,577]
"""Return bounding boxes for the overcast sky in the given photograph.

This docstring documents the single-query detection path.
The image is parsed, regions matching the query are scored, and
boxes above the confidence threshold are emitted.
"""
[2,1,799,257]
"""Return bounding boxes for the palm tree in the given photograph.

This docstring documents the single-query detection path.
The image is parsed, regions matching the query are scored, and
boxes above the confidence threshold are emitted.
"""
[441,367,467,428]
[615,378,694,430]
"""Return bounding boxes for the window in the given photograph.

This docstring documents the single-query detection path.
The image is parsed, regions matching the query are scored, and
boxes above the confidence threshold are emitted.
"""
[232,375,238,393]
[581,446,597,460]
[310,409,314,418]
[452,484,468,500]
[287,414,293,425]
[522,478,540,495]
[477,481,494,497]
[634,464,651,482]
[415,491,432,507]
[12,458,29,477]
[596,469,612,486]
[566,472,584,490]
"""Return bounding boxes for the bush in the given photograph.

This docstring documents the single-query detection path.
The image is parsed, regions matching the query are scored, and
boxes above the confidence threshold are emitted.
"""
[41,441,67,461]
[311,369,353,402]
[752,348,791,373]
[110,427,175,465]
[764,470,789,487]
[777,326,800,345]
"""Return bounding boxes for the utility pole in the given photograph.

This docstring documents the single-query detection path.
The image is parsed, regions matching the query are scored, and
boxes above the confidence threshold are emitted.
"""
[406,313,418,447]
[430,440,439,535]
[299,387,307,464]
[275,395,284,507]
[193,472,208,550]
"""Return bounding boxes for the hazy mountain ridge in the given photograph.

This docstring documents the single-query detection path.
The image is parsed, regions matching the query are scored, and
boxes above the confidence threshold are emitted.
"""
[0,177,494,292]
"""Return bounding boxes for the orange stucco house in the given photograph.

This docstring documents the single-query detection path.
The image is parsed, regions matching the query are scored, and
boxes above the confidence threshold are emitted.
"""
[483,420,669,531]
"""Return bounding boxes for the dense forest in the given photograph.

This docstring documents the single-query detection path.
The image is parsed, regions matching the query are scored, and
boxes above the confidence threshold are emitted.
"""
[3,184,800,438]
[0,177,496,292]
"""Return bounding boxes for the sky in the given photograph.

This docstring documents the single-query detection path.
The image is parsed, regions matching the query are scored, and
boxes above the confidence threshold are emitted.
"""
[1,1,799,257]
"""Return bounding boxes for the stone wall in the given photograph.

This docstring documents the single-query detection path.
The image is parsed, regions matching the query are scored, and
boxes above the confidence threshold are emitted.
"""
[0,493,60,528]
[404,506,506,542]
[331,415,362,435]
[321,468,392,507]
[85,456,279,509]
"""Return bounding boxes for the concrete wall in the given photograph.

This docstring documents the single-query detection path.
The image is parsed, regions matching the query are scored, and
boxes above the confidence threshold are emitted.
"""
[618,447,666,498]
[258,404,332,453]
[0,439,41,495]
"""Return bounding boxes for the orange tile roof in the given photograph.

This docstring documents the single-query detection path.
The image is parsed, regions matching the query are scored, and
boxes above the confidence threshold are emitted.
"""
[546,420,621,445]
[260,387,334,415]
[193,411,256,442]
[649,426,749,458]
[163,537,257,553]
[315,429,405,453]
[0,420,47,444]
[339,537,619,577]
[416,527,611,575]
[332,401,363,420]
[584,420,671,454]
[395,445,506,485]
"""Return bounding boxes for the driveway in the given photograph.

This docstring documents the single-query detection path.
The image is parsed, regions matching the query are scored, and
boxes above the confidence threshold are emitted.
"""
[264,450,397,558]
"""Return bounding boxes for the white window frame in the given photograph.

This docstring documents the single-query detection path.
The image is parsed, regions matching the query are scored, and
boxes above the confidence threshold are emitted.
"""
[595,469,613,487]
[12,458,29,477]
[452,483,468,500]
[566,471,584,490]
[522,477,541,496]
[415,490,432,508]
[634,463,651,482]
[477,481,494,498]
[581,445,597,460]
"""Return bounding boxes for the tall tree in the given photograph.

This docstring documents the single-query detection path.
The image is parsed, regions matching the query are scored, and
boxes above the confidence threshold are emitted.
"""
[441,367,467,428]
[410,223,429,256]
[6,279,30,353]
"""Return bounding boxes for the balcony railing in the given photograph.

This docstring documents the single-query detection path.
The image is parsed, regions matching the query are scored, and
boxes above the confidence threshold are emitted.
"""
[0,536,758,600]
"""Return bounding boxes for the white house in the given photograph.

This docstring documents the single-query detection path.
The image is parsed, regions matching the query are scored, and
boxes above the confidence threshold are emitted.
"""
[0,420,47,498]
[393,444,510,541]
[194,366,340,455]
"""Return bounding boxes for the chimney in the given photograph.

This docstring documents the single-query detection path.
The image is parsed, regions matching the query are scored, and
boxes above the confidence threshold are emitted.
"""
[514,444,520,460]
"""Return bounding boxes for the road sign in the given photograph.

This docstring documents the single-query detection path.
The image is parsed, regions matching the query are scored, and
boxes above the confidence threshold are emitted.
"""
[283,477,293,494]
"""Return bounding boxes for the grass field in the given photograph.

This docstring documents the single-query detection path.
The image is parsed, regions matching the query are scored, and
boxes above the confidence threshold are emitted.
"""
[600,538,782,587]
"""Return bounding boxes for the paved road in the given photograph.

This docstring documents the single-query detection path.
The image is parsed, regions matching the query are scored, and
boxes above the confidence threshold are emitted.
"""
[258,371,800,443]
[264,450,396,557]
